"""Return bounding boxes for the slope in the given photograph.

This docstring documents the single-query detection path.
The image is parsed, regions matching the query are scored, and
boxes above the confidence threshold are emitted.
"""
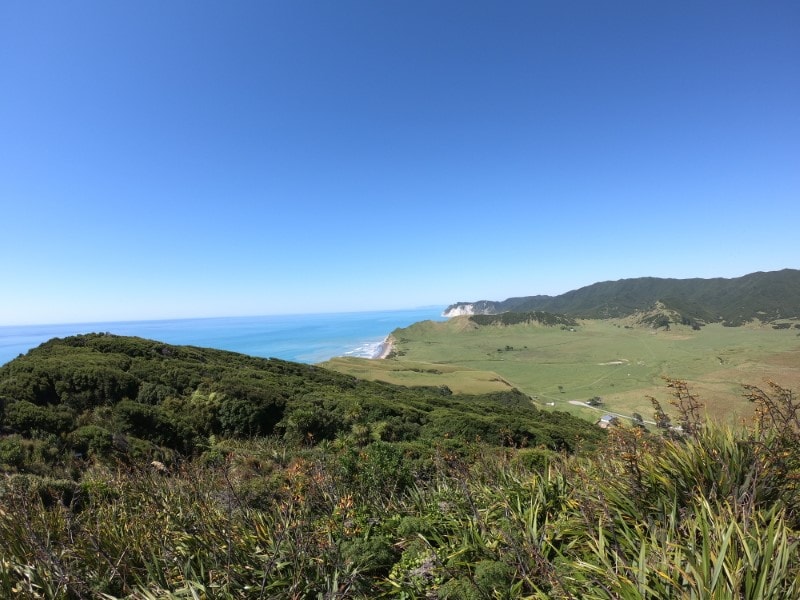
[445,269,800,325]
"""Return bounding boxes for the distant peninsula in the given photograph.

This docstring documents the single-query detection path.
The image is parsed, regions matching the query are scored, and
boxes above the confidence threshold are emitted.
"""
[444,269,800,327]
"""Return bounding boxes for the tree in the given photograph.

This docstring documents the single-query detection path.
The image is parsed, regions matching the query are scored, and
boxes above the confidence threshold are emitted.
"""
[5,400,74,436]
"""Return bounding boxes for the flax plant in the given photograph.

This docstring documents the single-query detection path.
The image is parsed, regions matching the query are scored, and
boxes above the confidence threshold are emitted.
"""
[2,381,800,599]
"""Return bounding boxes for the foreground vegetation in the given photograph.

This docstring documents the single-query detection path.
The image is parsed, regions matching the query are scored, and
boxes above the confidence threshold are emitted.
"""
[2,334,800,597]
[1,378,800,598]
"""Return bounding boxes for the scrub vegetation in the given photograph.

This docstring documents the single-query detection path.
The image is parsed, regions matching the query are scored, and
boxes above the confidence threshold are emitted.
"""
[0,334,597,462]
[2,335,800,597]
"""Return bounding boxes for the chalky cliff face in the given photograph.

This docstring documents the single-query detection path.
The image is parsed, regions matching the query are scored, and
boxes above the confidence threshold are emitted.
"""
[442,301,499,317]
[442,304,475,317]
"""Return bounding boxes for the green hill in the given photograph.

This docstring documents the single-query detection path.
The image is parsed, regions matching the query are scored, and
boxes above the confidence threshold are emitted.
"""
[0,333,602,473]
[445,268,800,326]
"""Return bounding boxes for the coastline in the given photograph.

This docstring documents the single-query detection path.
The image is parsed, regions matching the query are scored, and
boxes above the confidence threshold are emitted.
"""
[0,307,447,366]
[374,334,395,359]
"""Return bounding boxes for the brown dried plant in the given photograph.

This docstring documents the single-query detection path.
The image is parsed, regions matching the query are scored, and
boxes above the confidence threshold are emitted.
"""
[744,380,800,441]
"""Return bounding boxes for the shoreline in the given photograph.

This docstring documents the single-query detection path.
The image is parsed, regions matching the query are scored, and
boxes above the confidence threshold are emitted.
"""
[374,334,395,359]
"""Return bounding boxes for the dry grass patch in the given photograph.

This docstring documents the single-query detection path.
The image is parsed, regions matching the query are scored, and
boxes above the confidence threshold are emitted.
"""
[321,357,512,394]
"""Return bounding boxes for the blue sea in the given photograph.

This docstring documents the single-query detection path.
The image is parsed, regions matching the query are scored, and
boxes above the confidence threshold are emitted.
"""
[0,307,447,367]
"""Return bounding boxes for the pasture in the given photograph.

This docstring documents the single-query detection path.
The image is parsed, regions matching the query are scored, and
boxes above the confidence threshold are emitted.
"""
[323,316,800,423]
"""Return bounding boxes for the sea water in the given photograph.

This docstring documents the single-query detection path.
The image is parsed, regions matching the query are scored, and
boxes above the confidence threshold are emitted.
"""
[0,307,447,367]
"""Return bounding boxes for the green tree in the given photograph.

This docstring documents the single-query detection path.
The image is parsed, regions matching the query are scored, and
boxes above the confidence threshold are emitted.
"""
[69,425,114,456]
[0,436,25,468]
[5,401,74,436]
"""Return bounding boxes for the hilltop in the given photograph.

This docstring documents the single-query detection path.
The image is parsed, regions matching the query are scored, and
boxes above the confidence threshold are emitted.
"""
[0,333,601,473]
[444,269,800,326]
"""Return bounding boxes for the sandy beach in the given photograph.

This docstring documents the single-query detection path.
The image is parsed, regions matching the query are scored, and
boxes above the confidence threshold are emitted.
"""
[375,335,395,359]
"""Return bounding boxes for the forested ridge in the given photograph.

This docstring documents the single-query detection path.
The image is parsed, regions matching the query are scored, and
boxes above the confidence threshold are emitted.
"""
[2,335,800,598]
[446,268,800,326]
[468,311,578,328]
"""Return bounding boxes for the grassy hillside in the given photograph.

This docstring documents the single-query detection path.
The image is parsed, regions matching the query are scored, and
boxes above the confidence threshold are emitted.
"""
[326,317,800,423]
[445,268,800,326]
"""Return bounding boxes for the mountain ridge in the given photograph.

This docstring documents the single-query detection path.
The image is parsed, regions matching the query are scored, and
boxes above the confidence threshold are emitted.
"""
[444,269,800,326]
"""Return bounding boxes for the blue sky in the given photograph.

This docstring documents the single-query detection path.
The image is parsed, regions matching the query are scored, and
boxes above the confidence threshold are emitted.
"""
[1,1,798,325]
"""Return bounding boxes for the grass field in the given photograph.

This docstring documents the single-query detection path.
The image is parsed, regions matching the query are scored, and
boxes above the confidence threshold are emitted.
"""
[322,316,800,423]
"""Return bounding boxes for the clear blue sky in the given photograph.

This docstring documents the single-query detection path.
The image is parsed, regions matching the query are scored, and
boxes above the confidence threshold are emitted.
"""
[1,1,798,325]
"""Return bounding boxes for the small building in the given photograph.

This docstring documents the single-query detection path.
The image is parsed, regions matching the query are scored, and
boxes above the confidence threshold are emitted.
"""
[596,414,618,429]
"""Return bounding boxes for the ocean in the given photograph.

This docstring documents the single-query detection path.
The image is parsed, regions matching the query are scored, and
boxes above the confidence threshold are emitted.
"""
[0,307,447,367]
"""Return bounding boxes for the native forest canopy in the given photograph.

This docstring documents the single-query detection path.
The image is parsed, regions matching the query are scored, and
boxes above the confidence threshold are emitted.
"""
[445,269,800,326]
[2,268,800,598]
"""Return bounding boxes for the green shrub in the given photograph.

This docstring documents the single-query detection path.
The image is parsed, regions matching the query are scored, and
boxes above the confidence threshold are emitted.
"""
[0,435,25,468]
[0,371,58,405]
[28,433,64,468]
[474,559,515,594]
[340,533,398,577]
[79,477,119,502]
[53,365,139,411]
[69,425,113,457]
[4,400,74,436]
[338,441,412,503]
[2,473,77,507]
[218,393,284,437]
[511,448,554,472]
[135,381,174,405]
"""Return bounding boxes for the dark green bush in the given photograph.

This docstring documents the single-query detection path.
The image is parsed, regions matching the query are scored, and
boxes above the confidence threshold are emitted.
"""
[218,394,284,437]
[69,425,114,456]
[340,534,398,577]
[135,381,175,405]
[280,400,346,443]
[511,448,555,472]
[0,435,25,468]
[53,366,139,411]
[4,400,74,436]
[2,473,77,507]
[0,370,58,405]
[113,400,158,438]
